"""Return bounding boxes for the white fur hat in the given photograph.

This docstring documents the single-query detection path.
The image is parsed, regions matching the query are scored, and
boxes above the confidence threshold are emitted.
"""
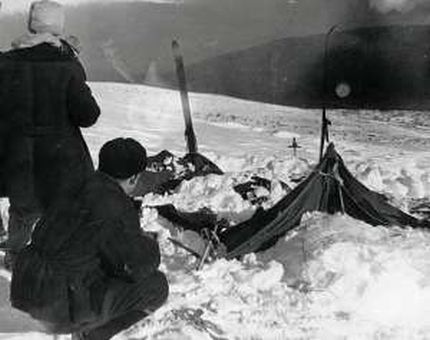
[28,0,65,36]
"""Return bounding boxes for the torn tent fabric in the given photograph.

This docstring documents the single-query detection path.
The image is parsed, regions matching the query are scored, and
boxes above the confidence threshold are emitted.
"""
[133,151,223,196]
[221,143,428,259]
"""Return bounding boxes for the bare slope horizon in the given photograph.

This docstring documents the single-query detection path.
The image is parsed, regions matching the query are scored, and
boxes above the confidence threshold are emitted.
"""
[0,0,371,79]
[1,1,429,109]
[1,0,428,68]
[177,25,430,111]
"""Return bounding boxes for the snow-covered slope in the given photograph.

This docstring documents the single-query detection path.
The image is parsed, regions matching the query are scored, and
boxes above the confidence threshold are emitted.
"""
[2,82,430,339]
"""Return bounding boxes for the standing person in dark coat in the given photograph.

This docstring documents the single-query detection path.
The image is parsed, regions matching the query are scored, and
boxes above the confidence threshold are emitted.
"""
[10,138,169,340]
[0,0,100,263]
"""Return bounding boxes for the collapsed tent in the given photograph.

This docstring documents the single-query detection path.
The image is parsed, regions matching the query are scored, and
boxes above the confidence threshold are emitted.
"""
[133,149,290,204]
[220,143,429,259]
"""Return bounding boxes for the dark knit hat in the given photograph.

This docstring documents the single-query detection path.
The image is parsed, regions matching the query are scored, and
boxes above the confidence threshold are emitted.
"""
[98,138,147,179]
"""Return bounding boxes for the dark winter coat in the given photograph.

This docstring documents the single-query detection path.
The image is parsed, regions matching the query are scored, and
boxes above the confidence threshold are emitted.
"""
[10,171,162,333]
[0,42,100,208]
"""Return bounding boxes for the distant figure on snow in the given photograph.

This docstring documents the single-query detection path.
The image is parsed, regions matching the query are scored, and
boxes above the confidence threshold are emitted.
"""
[10,138,169,340]
[288,137,301,157]
[0,0,100,267]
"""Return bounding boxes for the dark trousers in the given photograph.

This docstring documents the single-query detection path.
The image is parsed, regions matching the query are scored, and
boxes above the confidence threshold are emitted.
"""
[73,270,169,340]
[7,203,40,252]
[3,168,41,253]
[1,196,40,270]
[0,212,5,236]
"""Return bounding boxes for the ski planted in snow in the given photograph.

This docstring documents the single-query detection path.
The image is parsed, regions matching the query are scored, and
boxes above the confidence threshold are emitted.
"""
[172,39,198,154]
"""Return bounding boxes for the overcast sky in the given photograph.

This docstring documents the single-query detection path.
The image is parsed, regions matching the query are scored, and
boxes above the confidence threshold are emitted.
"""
[0,0,177,14]
[1,0,429,15]
[1,0,429,38]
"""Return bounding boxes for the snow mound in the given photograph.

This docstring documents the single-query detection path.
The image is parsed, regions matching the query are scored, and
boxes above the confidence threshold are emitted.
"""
[258,213,430,338]
[352,156,430,209]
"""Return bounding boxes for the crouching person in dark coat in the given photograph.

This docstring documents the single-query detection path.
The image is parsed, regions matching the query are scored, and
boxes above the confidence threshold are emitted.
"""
[10,138,169,340]
[0,0,100,266]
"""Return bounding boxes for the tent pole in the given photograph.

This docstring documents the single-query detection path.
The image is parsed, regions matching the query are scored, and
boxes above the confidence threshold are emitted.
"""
[319,25,337,161]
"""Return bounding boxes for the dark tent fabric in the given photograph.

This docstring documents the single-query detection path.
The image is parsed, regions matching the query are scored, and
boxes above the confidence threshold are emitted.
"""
[133,151,223,196]
[156,204,218,233]
[221,143,429,259]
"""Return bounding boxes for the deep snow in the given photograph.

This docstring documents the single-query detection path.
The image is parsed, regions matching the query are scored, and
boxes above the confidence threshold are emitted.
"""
[2,82,430,339]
